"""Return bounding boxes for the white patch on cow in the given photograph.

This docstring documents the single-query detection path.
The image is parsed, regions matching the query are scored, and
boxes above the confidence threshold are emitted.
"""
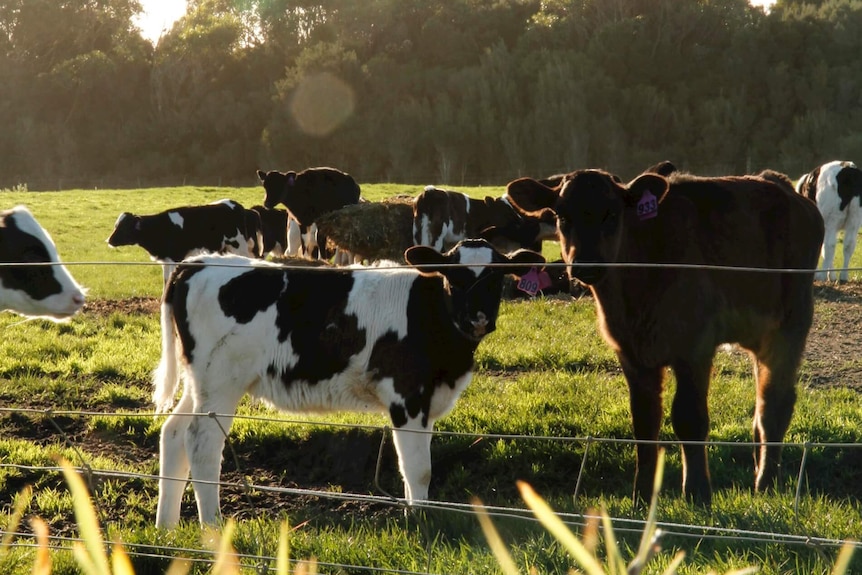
[452,244,494,277]
[168,211,184,229]
[211,198,238,209]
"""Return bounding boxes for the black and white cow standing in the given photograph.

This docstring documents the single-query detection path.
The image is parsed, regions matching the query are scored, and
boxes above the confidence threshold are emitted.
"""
[152,239,544,527]
[0,206,86,319]
[796,160,862,282]
[249,205,289,258]
[106,199,263,283]
[257,167,361,260]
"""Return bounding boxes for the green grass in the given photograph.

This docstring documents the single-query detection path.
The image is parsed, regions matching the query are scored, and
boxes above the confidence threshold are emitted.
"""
[0,186,859,574]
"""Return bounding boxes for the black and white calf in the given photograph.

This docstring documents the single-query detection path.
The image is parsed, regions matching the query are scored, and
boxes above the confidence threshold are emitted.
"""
[153,239,544,527]
[249,205,288,258]
[0,206,85,319]
[796,160,862,282]
[106,199,263,283]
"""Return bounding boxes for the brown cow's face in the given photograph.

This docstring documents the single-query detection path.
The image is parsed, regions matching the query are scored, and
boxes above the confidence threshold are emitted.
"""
[555,170,627,285]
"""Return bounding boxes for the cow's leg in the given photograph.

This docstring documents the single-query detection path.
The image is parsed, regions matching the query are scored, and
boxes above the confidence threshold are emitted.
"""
[751,329,806,493]
[162,263,176,285]
[840,225,858,282]
[670,355,714,504]
[619,355,665,503]
[820,222,838,281]
[156,389,195,528]
[391,417,434,503]
[186,388,245,525]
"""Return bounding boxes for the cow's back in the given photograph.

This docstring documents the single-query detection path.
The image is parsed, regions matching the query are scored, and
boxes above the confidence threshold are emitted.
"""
[603,174,823,356]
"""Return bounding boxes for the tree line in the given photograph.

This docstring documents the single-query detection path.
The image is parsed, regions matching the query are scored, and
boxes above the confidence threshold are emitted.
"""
[2,0,860,190]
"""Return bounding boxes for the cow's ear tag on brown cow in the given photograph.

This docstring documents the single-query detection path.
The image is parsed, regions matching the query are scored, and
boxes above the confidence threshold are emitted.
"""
[637,190,658,221]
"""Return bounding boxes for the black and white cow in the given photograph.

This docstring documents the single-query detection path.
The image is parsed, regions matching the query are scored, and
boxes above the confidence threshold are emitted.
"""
[152,239,544,527]
[106,199,263,283]
[249,205,288,258]
[257,167,361,260]
[0,206,86,319]
[412,186,556,253]
[796,160,862,282]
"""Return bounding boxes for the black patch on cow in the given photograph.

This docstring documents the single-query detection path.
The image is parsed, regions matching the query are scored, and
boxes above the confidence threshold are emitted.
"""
[218,267,287,323]
[368,276,477,427]
[271,271,365,384]
[0,213,63,301]
[836,165,862,210]
[389,403,408,427]
[168,264,208,365]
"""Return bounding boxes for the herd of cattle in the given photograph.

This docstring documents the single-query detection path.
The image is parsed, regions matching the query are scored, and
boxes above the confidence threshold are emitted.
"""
[1,158,860,527]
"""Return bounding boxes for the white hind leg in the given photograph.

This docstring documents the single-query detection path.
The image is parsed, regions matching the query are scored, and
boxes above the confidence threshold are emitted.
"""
[186,386,247,525]
[156,389,194,528]
[391,418,434,503]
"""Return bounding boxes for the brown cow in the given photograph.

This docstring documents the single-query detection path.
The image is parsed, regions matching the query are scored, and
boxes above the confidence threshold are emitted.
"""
[412,185,556,253]
[507,169,824,504]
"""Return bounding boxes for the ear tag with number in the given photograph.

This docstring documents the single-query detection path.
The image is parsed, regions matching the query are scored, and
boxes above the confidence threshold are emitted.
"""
[517,267,540,296]
[637,190,658,221]
[517,267,551,296]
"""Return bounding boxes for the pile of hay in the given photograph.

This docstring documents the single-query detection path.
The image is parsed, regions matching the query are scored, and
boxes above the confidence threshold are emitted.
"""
[316,195,415,263]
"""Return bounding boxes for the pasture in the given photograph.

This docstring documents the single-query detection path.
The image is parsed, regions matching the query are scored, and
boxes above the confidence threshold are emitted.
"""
[0,184,860,574]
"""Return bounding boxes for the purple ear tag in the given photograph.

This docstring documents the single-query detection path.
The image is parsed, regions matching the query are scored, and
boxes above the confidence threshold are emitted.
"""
[637,190,658,221]
[517,267,543,296]
[287,174,295,186]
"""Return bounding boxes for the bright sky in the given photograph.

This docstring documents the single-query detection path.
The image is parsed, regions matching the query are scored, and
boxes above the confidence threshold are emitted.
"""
[134,0,188,44]
[133,0,777,44]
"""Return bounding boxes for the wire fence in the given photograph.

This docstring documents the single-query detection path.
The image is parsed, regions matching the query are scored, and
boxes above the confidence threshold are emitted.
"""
[0,405,860,573]
[0,258,859,573]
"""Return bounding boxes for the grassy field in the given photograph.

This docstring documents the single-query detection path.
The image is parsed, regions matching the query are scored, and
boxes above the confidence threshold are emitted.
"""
[0,185,860,574]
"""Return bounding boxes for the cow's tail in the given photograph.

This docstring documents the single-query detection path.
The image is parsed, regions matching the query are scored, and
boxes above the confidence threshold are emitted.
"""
[153,277,181,413]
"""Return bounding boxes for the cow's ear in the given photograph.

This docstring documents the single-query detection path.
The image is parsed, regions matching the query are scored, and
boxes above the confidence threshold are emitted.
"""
[623,173,669,207]
[404,245,449,275]
[501,249,546,277]
[256,170,266,181]
[505,178,559,216]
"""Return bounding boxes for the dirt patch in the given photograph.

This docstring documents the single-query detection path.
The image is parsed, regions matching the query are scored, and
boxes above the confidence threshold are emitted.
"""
[83,296,160,316]
[805,282,862,390]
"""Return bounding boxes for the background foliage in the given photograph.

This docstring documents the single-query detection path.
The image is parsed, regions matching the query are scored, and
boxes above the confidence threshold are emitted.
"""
[3,0,862,190]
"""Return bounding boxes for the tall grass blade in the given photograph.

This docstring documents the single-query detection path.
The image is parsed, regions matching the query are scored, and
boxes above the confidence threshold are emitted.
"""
[473,498,520,575]
[60,459,111,575]
[518,480,605,575]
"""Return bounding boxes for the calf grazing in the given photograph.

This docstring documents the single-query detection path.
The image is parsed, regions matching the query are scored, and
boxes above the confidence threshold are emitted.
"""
[257,167,361,260]
[0,206,85,319]
[153,239,544,527]
[412,186,556,253]
[507,169,824,504]
[796,160,862,282]
[106,199,262,283]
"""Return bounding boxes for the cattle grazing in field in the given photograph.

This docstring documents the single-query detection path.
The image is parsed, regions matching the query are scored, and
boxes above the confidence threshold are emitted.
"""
[152,239,544,527]
[506,169,824,504]
[249,205,288,258]
[796,160,862,282]
[0,206,86,320]
[106,199,263,283]
[257,167,361,260]
[412,185,556,253]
